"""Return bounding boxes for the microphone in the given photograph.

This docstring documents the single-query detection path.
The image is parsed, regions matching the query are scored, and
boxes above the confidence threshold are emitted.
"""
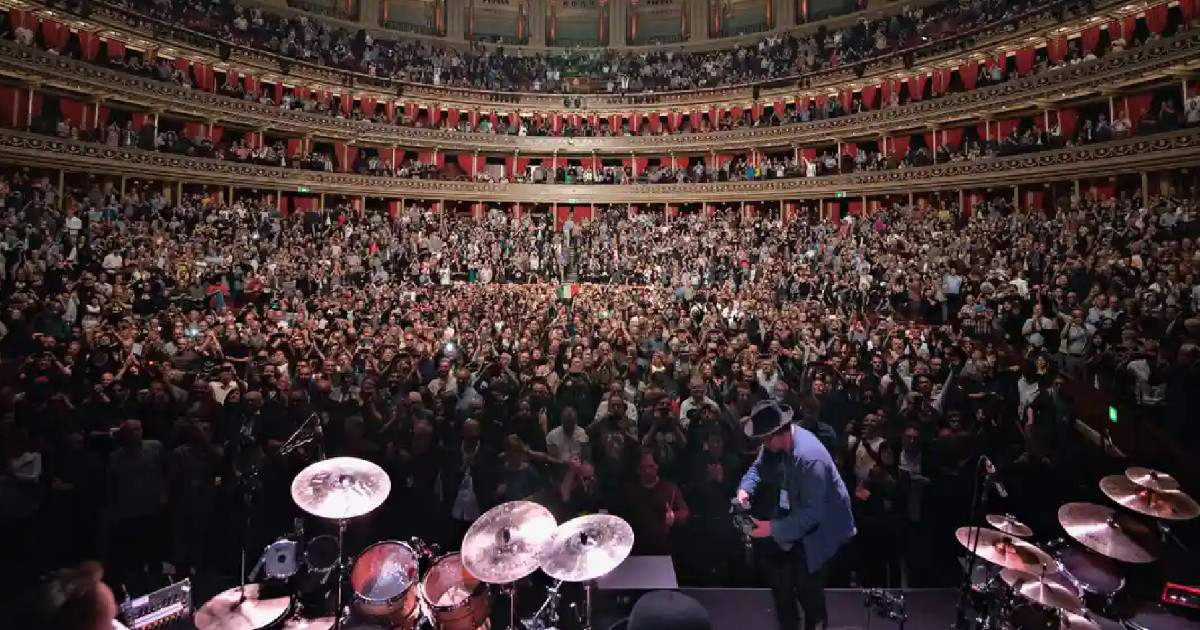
[982,456,1008,499]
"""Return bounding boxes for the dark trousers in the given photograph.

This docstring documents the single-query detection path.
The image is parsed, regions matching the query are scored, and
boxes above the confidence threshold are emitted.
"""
[759,540,829,630]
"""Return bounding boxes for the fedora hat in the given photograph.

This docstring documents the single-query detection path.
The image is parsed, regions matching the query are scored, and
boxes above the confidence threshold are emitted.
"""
[744,398,795,439]
[605,590,713,630]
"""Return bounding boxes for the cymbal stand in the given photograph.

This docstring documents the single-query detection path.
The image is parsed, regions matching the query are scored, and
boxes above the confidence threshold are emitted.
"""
[1155,521,1189,553]
[954,456,991,630]
[498,583,518,630]
[236,462,263,605]
[521,580,564,630]
[332,519,348,630]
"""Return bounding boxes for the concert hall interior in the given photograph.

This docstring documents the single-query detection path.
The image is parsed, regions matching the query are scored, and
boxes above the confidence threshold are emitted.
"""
[2,0,1200,628]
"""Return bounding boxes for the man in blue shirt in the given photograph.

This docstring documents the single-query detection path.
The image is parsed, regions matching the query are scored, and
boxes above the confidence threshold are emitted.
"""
[737,400,855,630]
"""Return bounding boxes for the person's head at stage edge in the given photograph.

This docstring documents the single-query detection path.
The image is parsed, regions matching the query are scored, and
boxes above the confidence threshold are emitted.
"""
[21,561,118,630]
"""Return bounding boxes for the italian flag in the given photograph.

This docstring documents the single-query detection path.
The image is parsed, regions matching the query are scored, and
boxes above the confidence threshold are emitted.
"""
[556,283,581,300]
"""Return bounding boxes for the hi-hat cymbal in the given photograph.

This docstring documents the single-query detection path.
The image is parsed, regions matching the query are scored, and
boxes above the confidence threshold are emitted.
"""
[195,585,292,630]
[540,514,635,582]
[290,457,391,520]
[280,618,335,630]
[954,527,1058,574]
[986,514,1034,538]
[1101,475,1199,521]
[1057,502,1160,563]
[1000,569,1084,613]
[461,500,557,584]
[1126,467,1181,493]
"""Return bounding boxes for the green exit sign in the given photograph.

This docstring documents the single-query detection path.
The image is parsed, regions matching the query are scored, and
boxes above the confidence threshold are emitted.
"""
[835,191,846,198]
[298,187,310,193]
[1109,406,1118,423]
[567,198,579,203]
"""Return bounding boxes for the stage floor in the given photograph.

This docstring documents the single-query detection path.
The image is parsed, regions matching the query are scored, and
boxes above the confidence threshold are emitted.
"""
[678,588,958,630]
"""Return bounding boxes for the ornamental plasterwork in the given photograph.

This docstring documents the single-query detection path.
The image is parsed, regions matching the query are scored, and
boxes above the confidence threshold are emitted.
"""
[0,127,1195,202]
[1,29,1196,153]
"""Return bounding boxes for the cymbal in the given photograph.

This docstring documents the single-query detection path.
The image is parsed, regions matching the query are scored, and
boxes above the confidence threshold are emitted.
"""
[194,585,291,630]
[290,457,391,520]
[540,514,635,582]
[1000,569,1083,613]
[1126,467,1180,493]
[1058,612,1103,630]
[1101,475,1199,521]
[986,514,1034,538]
[1057,502,1160,564]
[954,527,1058,574]
[461,500,557,584]
[280,618,335,630]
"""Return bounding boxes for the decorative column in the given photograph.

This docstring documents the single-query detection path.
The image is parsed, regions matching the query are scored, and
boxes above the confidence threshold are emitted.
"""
[444,0,467,39]
[528,0,547,46]
[609,0,627,46]
[689,0,709,41]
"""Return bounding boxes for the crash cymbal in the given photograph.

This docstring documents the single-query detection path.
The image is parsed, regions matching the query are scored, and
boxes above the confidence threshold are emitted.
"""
[461,500,557,584]
[1000,569,1084,613]
[954,527,1058,574]
[540,514,635,582]
[1126,467,1181,493]
[1100,475,1200,521]
[195,585,292,630]
[1057,502,1160,564]
[986,514,1034,538]
[291,457,391,520]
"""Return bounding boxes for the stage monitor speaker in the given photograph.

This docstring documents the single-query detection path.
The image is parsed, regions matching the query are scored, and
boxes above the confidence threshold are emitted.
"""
[590,556,677,630]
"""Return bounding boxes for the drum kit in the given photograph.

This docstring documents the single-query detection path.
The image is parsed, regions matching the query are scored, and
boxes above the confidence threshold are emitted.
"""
[194,456,636,630]
[959,467,1200,630]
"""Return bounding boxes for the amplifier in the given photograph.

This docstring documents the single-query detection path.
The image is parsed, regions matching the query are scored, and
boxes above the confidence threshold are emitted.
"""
[118,580,193,630]
[1163,583,1200,611]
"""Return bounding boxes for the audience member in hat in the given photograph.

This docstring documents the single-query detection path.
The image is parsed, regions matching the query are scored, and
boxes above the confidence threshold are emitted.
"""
[737,400,855,630]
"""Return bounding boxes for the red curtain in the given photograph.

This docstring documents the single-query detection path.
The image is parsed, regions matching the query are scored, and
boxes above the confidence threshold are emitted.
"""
[943,128,964,146]
[456,154,477,176]
[840,91,853,112]
[908,75,927,101]
[861,86,877,109]
[1181,0,1198,22]
[1015,48,1035,75]
[959,63,978,91]
[59,98,84,126]
[1047,38,1068,63]
[210,126,224,145]
[1127,93,1154,127]
[1145,4,1169,34]
[40,20,65,49]
[1081,27,1101,54]
[880,82,892,106]
[647,114,661,133]
[107,39,126,58]
[891,136,910,156]
[998,118,1018,137]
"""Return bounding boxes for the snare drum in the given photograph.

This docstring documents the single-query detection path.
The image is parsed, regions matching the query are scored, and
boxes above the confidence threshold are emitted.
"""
[1124,603,1200,630]
[349,541,422,629]
[1057,544,1124,610]
[420,553,491,630]
[263,539,301,579]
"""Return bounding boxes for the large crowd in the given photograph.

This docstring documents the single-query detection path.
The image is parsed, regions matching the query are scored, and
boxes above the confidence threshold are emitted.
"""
[36,0,1084,94]
[0,160,1198,610]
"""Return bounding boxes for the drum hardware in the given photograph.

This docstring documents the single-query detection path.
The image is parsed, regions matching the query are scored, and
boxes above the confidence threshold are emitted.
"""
[419,552,493,630]
[955,455,1007,630]
[461,501,558,585]
[987,514,1034,538]
[1058,503,1160,564]
[194,584,293,630]
[520,580,565,630]
[349,540,423,629]
[1125,468,1180,493]
[863,588,908,630]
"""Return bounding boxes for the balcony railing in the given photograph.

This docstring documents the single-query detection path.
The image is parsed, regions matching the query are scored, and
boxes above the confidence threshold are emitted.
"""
[0,127,1195,202]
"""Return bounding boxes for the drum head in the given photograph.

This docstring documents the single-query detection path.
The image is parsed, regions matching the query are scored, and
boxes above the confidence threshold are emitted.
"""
[421,553,477,609]
[1059,546,1124,595]
[264,540,299,579]
[305,535,340,573]
[350,541,420,602]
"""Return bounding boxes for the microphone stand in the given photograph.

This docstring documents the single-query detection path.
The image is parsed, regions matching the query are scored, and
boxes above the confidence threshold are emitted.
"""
[953,456,991,630]
[236,461,262,606]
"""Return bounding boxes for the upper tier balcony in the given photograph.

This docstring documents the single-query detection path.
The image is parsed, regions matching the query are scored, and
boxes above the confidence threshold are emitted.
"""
[1,21,1197,154]
[4,0,1155,111]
